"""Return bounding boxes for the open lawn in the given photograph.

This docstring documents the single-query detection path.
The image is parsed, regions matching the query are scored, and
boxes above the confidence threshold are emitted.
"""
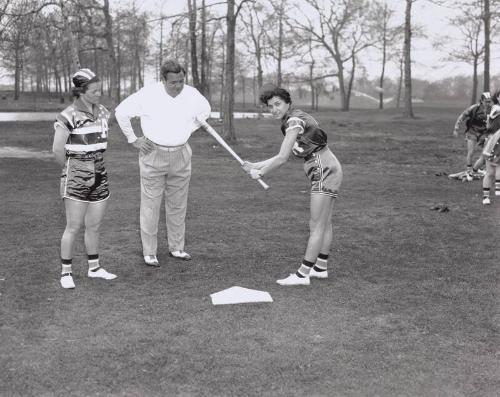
[0,106,499,396]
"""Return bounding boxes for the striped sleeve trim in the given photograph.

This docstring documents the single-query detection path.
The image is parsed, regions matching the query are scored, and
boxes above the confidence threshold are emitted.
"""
[71,125,104,135]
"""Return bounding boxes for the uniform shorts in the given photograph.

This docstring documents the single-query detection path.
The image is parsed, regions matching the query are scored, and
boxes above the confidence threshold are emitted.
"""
[466,130,488,145]
[303,147,342,197]
[60,151,109,202]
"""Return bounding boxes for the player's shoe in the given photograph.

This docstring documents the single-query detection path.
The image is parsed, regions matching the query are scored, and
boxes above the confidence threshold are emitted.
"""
[477,169,486,176]
[309,267,328,279]
[483,197,491,205]
[87,267,117,280]
[60,273,75,289]
[169,250,192,261]
[277,273,310,286]
[144,255,160,267]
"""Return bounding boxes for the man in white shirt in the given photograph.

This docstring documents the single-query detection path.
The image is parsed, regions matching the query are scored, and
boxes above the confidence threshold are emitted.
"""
[115,59,211,266]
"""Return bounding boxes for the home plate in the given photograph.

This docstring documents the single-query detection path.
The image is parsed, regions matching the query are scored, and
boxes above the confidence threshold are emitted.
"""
[210,286,273,305]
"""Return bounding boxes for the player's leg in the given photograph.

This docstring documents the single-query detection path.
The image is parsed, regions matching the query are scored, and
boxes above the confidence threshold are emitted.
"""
[139,149,167,263]
[466,136,477,172]
[84,200,116,280]
[309,201,335,279]
[277,194,334,285]
[482,160,495,205]
[60,198,88,288]
[495,163,500,197]
[164,145,192,260]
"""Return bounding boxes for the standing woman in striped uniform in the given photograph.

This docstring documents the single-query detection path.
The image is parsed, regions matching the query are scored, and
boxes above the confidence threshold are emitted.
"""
[243,86,343,286]
[52,69,117,289]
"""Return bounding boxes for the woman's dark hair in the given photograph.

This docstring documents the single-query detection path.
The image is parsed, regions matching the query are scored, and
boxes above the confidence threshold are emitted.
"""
[492,89,500,105]
[160,59,186,80]
[71,85,88,98]
[259,86,292,105]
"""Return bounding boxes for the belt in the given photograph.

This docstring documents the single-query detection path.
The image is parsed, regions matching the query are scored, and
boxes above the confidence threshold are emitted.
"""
[147,138,186,152]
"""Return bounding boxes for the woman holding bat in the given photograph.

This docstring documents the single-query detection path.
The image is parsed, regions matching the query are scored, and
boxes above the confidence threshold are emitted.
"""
[243,86,342,286]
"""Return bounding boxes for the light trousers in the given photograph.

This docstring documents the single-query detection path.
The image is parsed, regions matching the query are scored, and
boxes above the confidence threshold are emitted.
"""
[138,144,192,256]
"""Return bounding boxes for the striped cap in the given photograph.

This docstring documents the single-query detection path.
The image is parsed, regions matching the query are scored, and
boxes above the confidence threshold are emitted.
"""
[481,92,491,101]
[72,68,99,87]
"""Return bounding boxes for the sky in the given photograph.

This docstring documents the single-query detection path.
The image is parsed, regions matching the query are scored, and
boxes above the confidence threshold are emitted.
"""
[123,0,493,83]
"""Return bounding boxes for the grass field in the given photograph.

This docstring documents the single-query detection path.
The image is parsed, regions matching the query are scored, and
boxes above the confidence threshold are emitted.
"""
[1,106,499,396]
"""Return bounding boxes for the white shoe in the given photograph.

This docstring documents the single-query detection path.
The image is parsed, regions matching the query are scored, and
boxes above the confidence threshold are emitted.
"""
[495,190,500,197]
[144,255,160,267]
[277,273,310,286]
[477,169,486,176]
[309,267,328,279]
[169,250,192,260]
[88,267,117,280]
[60,273,75,289]
[483,197,491,205]
[463,172,474,182]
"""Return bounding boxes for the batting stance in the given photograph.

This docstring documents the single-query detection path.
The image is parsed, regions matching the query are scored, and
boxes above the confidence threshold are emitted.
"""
[52,68,117,289]
[243,86,342,286]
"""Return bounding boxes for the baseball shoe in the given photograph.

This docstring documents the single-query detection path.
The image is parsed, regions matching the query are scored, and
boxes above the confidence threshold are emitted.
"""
[144,255,160,267]
[169,250,192,261]
[277,273,310,286]
[463,172,474,182]
[60,273,75,289]
[477,169,486,176]
[87,267,117,280]
[309,267,328,279]
[483,197,491,205]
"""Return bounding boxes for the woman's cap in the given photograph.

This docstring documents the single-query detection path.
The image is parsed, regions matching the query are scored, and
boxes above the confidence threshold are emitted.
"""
[72,68,99,87]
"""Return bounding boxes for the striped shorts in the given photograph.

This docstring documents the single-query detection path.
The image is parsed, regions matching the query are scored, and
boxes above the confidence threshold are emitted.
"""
[303,147,342,197]
[60,151,109,202]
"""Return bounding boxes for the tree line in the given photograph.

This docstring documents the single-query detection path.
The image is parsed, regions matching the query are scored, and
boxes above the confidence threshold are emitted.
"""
[0,0,498,139]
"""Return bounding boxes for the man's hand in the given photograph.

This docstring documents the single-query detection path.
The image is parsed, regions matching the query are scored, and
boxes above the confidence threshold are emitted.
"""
[131,136,155,156]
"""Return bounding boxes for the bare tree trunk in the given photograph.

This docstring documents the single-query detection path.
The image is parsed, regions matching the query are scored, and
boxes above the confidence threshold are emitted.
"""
[60,1,80,72]
[483,0,490,92]
[223,0,236,141]
[378,3,388,110]
[188,0,200,89]
[309,60,315,109]
[397,56,403,108]
[103,0,119,103]
[276,0,284,86]
[471,57,478,105]
[200,0,209,96]
[403,0,414,118]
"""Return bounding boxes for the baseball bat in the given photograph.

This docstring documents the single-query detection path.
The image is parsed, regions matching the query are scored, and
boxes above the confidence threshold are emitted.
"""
[197,118,270,190]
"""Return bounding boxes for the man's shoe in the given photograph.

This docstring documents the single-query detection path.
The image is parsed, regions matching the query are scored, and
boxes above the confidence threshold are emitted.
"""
[169,250,192,261]
[277,273,310,286]
[309,267,328,279]
[60,273,75,289]
[144,255,160,267]
[87,267,117,280]
[483,197,491,205]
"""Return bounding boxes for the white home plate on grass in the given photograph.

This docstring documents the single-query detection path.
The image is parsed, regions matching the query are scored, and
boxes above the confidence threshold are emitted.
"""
[210,286,273,305]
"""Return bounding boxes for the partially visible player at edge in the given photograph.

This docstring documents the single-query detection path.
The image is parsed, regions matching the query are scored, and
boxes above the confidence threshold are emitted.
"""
[453,92,492,179]
[243,86,343,286]
[52,68,117,289]
[481,89,500,205]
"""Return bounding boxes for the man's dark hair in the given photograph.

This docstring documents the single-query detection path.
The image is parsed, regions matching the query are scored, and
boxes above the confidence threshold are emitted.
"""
[160,60,186,80]
[259,86,292,105]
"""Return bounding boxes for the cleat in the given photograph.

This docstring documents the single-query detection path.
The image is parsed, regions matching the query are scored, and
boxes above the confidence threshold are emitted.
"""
[495,191,500,197]
[477,169,486,176]
[87,267,117,280]
[144,255,160,267]
[309,267,328,279]
[277,273,310,286]
[169,250,192,261]
[60,273,75,289]
[463,172,474,182]
[483,197,491,205]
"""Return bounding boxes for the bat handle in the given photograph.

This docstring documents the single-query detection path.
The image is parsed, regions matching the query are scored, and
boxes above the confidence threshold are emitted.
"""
[257,178,270,190]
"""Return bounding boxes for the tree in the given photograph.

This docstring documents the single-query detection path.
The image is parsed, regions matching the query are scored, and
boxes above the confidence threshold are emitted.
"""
[222,0,252,141]
[293,0,377,111]
[403,0,414,118]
